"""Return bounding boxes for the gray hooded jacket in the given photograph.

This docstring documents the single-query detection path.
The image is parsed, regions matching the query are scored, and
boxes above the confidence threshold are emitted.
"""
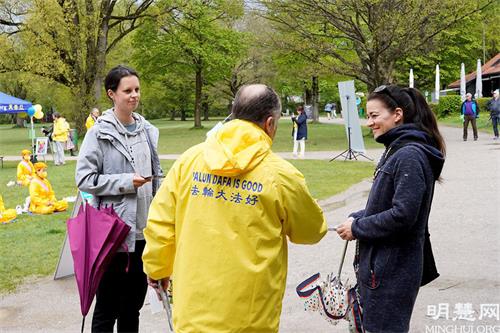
[75,109,161,252]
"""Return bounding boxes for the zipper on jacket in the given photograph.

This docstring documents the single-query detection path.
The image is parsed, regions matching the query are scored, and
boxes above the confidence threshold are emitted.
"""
[371,269,376,288]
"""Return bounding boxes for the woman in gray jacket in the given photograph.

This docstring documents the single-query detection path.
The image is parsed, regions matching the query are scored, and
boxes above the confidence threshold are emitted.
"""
[76,65,161,333]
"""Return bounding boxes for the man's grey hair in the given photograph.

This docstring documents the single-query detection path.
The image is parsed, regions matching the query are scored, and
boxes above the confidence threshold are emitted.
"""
[231,84,281,124]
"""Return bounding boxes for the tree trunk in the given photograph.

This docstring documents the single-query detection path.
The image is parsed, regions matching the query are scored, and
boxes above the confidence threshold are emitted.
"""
[73,88,95,135]
[194,68,203,128]
[303,81,312,105]
[311,75,319,121]
[94,15,110,102]
[202,93,209,121]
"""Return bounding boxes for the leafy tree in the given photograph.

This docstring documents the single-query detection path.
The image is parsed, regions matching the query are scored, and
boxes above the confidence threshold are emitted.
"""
[133,0,245,128]
[395,6,500,92]
[261,0,497,91]
[0,0,161,132]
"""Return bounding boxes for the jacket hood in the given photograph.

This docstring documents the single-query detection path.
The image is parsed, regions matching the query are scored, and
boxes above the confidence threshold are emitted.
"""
[203,119,272,177]
[377,124,445,180]
[97,108,146,136]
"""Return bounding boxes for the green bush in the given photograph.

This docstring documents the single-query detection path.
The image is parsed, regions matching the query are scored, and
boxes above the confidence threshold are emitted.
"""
[476,97,491,114]
[435,95,462,118]
[429,102,438,117]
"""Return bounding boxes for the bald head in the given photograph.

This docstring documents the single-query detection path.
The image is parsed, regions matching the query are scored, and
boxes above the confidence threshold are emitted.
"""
[237,84,268,104]
[232,84,281,125]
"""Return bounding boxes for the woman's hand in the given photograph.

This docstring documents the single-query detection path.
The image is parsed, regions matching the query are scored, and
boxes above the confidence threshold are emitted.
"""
[336,217,355,241]
[133,174,151,188]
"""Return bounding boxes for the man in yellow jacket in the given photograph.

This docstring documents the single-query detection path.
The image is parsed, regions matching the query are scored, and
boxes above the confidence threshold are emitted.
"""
[29,162,68,214]
[51,112,69,166]
[85,107,100,130]
[17,149,35,186]
[143,84,327,333]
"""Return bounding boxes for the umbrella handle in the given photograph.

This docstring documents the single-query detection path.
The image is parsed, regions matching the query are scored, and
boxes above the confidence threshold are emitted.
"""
[337,240,349,280]
[159,281,174,332]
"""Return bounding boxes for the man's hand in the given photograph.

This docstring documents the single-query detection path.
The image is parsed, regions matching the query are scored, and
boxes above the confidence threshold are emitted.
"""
[147,276,170,301]
[336,217,355,241]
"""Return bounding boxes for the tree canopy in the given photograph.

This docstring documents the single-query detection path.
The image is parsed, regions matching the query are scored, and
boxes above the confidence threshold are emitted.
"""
[0,0,498,129]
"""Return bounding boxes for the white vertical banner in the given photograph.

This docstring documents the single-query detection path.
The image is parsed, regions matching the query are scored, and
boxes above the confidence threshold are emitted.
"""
[435,64,440,102]
[409,68,414,88]
[338,80,365,153]
[476,59,482,98]
[460,63,466,102]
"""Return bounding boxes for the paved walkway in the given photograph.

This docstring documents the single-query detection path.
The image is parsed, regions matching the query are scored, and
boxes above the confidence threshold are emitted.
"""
[1,124,499,332]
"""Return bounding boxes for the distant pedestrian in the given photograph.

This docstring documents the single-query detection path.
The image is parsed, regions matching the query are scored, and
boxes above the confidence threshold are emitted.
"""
[332,102,338,118]
[460,93,480,141]
[324,102,333,120]
[486,89,500,140]
[51,112,70,165]
[85,107,100,130]
[292,106,307,158]
[336,85,445,333]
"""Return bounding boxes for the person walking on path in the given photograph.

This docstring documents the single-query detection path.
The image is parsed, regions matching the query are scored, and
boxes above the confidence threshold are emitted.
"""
[460,93,480,141]
[51,112,70,165]
[142,84,327,333]
[332,101,338,118]
[486,89,500,139]
[324,102,333,120]
[336,85,445,333]
[76,65,161,333]
[292,106,308,158]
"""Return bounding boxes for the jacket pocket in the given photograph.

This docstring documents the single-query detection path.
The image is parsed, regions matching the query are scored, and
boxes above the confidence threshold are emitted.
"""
[359,245,394,290]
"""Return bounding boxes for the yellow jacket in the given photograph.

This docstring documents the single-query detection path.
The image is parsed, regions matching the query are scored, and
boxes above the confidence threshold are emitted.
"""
[52,117,69,142]
[85,115,95,130]
[143,119,327,333]
[29,176,56,208]
[17,160,35,186]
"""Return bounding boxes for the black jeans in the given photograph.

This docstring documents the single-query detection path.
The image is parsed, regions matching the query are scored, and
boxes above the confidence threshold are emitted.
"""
[91,240,148,333]
[492,115,499,138]
[463,115,478,140]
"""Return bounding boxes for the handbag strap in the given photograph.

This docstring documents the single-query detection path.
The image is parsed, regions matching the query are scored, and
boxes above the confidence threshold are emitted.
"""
[296,273,346,320]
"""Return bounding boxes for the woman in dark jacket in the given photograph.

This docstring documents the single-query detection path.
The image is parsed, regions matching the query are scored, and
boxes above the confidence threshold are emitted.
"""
[292,106,308,158]
[336,85,445,333]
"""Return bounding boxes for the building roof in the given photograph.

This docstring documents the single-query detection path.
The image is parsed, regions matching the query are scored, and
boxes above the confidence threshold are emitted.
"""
[448,53,500,88]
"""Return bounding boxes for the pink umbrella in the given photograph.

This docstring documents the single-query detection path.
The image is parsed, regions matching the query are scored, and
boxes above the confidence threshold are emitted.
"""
[66,202,131,330]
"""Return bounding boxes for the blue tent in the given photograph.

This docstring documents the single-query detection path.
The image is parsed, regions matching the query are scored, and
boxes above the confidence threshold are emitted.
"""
[0,92,32,114]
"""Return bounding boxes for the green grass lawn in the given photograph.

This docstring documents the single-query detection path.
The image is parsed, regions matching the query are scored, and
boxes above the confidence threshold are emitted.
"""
[0,152,374,294]
[0,118,378,156]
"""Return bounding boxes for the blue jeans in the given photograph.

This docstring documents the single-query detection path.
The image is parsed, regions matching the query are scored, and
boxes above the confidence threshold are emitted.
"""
[492,115,499,137]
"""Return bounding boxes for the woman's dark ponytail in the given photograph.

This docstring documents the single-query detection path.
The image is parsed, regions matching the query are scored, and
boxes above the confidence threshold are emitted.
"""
[405,88,446,157]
